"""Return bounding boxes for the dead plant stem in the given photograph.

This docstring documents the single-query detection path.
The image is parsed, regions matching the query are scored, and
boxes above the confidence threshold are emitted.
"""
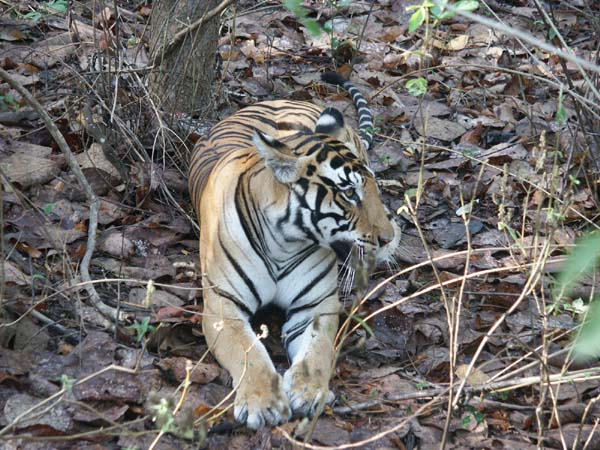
[148,360,193,450]
[452,239,551,408]
[333,367,600,415]
[0,67,124,325]
[445,6,600,81]
[385,134,600,230]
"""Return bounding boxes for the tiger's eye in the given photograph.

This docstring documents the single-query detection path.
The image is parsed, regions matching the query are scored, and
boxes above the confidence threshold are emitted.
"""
[342,187,357,201]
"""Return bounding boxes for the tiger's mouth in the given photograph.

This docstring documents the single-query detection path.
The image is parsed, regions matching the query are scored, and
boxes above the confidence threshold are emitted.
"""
[330,240,377,270]
[330,240,353,262]
[331,225,400,268]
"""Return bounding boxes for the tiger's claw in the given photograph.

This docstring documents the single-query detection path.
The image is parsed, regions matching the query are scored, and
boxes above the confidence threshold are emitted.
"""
[234,374,291,429]
[283,363,335,417]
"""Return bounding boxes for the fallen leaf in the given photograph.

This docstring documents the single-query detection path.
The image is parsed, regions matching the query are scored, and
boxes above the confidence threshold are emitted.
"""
[129,287,184,307]
[2,260,32,285]
[156,357,220,384]
[76,143,123,180]
[413,116,467,141]
[2,153,59,188]
[98,231,135,258]
[456,364,490,385]
[4,393,73,432]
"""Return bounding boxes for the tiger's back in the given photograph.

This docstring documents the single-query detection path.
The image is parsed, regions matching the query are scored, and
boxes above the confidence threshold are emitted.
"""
[190,100,319,206]
[188,99,368,210]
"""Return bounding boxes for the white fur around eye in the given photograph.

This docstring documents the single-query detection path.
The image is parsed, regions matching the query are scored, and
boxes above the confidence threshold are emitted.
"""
[349,172,363,186]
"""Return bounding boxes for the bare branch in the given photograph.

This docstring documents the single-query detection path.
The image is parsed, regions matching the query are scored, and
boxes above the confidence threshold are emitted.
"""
[0,67,126,324]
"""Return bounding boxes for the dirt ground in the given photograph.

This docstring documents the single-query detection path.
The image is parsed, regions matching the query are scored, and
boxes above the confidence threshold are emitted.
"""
[1,0,599,449]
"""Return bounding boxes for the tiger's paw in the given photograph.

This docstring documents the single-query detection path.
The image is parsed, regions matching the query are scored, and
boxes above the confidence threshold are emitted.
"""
[234,373,291,429]
[283,361,335,417]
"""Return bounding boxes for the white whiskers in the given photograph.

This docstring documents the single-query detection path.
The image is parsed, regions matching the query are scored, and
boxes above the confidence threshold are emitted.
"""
[339,245,356,297]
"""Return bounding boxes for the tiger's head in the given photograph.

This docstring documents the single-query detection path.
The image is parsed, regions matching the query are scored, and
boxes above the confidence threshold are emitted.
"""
[252,108,400,271]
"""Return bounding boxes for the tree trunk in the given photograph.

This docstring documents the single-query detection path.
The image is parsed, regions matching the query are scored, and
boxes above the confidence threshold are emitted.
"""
[149,0,221,123]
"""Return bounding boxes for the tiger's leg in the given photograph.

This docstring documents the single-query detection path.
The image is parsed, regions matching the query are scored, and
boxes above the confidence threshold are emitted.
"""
[282,294,341,417]
[203,292,291,429]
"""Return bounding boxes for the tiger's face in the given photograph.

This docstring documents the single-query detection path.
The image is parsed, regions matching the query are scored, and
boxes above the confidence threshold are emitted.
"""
[253,130,399,269]
[301,146,399,266]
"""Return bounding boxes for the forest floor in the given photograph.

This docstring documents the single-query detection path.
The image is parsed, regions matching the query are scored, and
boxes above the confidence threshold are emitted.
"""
[1,0,600,449]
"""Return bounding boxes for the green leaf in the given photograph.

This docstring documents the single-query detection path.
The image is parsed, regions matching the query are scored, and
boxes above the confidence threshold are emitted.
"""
[502,224,525,253]
[563,298,588,315]
[434,10,455,20]
[335,0,353,8]
[474,410,485,423]
[555,96,568,124]
[575,300,600,358]
[47,0,68,13]
[455,0,479,12]
[283,0,308,18]
[408,7,425,33]
[462,146,479,158]
[161,416,176,433]
[283,0,323,37]
[127,36,141,48]
[0,94,19,111]
[180,427,195,440]
[43,203,55,215]
[303,19,323,37]
[555,232,600,300]
[331,36,341,50]
[462,415,472,427]
[128,317,156,342]
[406,77,428,96]
[433,0,478,20]
[60,374,76,391]
[24,11,43,22]
[404,188,419,199]
[349,314,375,337]
[431,0,448,19]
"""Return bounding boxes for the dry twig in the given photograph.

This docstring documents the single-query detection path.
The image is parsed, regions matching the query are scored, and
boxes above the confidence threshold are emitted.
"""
[0,67,126,326]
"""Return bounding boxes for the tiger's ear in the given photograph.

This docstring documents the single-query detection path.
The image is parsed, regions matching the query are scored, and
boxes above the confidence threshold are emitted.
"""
[253,131,303,183]
[315,107,345,139]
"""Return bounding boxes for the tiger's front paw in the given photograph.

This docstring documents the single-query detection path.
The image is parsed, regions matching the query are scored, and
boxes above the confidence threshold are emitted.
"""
[283,361,335,417]
[234,372,291,429]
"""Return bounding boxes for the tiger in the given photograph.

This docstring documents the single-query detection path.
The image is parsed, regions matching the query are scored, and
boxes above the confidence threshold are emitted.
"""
[188,72,400,429]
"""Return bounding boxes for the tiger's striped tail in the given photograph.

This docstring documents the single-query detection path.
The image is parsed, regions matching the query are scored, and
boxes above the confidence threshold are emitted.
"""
[321,71,374,151]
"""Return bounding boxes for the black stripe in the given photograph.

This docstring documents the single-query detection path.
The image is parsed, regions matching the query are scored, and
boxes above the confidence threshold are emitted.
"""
[290,257,337,305]
[210,128,252,138]
[293,208,319,244]
[234,174,276,281]
[218,233,263,307]
[283,318,313,350]
[276,201,292,229]
[278,245,319,279]
[288,287,338,316]
[206,278,253,316]
[314,184,328,213]
[331,219,353,234]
